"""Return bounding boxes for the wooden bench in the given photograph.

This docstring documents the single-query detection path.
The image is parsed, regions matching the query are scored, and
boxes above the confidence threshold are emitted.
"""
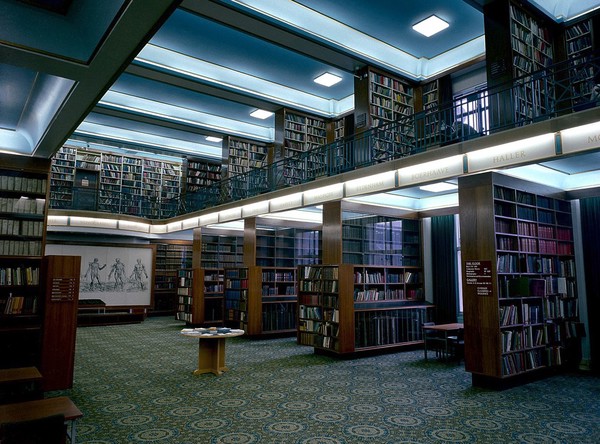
[0,396,83,443]
[0,367,43,404]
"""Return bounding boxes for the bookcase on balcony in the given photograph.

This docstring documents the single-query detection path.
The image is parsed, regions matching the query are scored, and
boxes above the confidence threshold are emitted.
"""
[274,109,328,184]
[354,66,416,162]
[297,264,431,353]
[484,0,557,126]
[49,145,76,209]
[564,15,600,109]
[459,171,582,388]
[224,266,297,336]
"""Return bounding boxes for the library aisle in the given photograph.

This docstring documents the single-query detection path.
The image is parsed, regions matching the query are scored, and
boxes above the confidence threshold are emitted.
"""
[49,317,600,443]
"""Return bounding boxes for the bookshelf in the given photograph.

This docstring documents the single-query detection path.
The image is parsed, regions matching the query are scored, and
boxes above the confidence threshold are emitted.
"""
[459,172,581,387]
[297,264,430,353]
[223,136,269,197]
[175,268,224,326]
[565,16,600,107]
[225,266,297,336]
[256,227,320,268]
[275,109,328,184]
[354,66,415,161]
[484,1,556,126]
[49,146,76,209]
[176,268,196,323]
[50,145,184,218]
[201,234,243,269]
[152,241,193,315]
[342,214,421,266]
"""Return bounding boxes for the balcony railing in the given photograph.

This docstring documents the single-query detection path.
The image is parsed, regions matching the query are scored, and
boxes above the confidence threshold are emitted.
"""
[51,54,600,219]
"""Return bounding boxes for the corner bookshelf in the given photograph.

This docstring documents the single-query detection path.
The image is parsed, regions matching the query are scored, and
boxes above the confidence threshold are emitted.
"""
[354,66,415,161]
[49,145,76,209]
[297,264,430,353]
[459,172,581,387]
[225,266,297,336]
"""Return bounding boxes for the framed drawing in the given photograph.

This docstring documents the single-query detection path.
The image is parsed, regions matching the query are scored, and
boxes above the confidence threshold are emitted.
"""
[45,243,154,306]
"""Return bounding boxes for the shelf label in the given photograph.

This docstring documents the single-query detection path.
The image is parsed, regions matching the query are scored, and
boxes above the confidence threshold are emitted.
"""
[345,171,396,197]
[466,134,555,172]
[398,155,464,187]
[465,260,493,297]
[561,121,600,154]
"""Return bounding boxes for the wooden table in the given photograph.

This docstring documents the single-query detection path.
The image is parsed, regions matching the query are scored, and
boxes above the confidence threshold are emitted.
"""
[0,396,83,443]
[422,323,464,360]
[0,367,43,403]
[181,329,244,376]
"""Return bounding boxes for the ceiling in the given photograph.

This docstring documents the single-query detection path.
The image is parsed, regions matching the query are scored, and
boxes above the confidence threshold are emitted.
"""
[2,0,600,226]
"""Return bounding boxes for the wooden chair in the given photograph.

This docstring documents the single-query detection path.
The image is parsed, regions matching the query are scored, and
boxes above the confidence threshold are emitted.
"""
[422,322,446,359]
[0,413,66,444]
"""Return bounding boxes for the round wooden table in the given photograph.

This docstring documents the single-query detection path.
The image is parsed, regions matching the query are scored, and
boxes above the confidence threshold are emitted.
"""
[181,328,244,376]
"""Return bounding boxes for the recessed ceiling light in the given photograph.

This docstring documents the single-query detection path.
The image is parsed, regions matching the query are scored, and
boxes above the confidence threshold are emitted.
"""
[314,72,342,87]
[412,15,449,37]
[419,182,458,193]
[205,136,222,142]
[250,109,274,119]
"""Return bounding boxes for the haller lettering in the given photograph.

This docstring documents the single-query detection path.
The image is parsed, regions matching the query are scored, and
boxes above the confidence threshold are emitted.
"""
[493,150,525,163]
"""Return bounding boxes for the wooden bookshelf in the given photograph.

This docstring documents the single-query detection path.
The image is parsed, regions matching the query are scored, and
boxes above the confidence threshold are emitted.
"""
[459,172,581,387]
[49,145,76,209]
[275,109,328,184]
[185,157,222,192]
[152,241,192,315]
[297,264,430,353]
[201,234,243,269]
[50,145,184,218]
[484,1,556,126]
[175,268,224,326]
[564,16,600,108]
[354,66,415,161]
[342,214,421,266]
[224,266,297,336]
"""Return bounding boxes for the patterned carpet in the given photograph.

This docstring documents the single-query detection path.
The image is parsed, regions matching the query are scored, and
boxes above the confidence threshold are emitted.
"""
[51,316,600,444]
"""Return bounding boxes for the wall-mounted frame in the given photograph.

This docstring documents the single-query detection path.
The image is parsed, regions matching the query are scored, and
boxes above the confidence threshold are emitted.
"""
[45,243,154,307]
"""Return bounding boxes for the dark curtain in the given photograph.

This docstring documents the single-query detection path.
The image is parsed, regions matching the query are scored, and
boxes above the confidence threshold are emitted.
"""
[580,197,600,373]
[431,215,458,323]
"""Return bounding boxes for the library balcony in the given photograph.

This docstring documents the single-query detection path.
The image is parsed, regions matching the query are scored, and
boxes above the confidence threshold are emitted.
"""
[49,53,600,220]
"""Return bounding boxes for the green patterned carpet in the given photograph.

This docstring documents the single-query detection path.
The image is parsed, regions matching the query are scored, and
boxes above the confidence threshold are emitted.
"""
[51,316,600,443]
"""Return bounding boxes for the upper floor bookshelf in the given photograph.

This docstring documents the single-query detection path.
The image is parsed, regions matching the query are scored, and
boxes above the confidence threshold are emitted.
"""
[275,109,328,184]
[50,145,183,218]
[564,16,600,107]
[354,66,415,161]
[185,157,222,193]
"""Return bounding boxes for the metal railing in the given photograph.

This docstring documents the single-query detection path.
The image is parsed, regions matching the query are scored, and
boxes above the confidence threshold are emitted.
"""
[51,53,600,219]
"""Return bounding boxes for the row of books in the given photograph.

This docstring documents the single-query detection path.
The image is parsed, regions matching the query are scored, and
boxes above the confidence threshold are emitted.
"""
[0,266,40,286]
[0,197,45,215]
[0,219,44,237]
[0,176,47,194]
[0,240,42,257]
[1,295,37,315]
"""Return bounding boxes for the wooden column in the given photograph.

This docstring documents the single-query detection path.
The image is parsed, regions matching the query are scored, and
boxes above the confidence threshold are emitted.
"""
[192,227,202,268]
[322,201,343,264]
[244,217,257,266]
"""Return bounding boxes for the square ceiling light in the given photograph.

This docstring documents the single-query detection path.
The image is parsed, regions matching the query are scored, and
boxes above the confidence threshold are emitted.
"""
[419,182,457,192]
[206,136,222,142]
[412,15,449,37]
[250,109,274,119]
[314,72,342,87]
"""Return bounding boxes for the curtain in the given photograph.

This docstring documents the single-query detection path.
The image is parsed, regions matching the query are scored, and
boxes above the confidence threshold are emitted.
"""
[580,197,600,373]
[431,215,458,323]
